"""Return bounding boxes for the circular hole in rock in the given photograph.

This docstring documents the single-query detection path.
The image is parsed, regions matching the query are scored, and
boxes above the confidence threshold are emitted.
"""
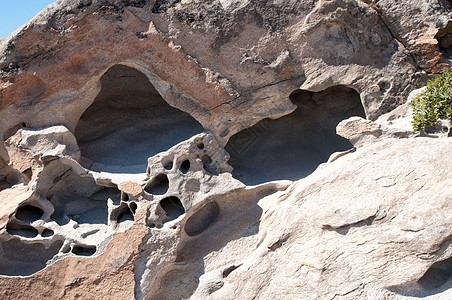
[179,160,190,174]
[160,196,185,222]
[72,245,96,256]
[15,205,44,223]
[184,201,220,236]
[197,143,205,150]
[162,160,173,170]
[162,158,173,170]
[145,174,169,195]
[41,229,54,237]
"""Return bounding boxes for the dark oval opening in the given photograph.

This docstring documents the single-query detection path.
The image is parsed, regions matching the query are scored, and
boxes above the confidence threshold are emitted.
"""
[184,201,220,236]
[418,256,452,290]
[0,239,63,276]
[145,174,169,195]
[160,196,185,222]
[180,160,191,174]
[41,229,54,237]
[201,154,212,172]
[121,192,130,202]
[435,21,452,61]
[163,160,173,170]
[72,245,96,256]
[15,205,44,223]
[6,223,39,238]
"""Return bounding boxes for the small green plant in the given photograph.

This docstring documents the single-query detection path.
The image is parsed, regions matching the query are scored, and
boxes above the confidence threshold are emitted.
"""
[411,69,452,131]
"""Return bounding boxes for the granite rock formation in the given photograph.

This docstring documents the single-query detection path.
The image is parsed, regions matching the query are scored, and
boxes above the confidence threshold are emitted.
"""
[0,0,451,299]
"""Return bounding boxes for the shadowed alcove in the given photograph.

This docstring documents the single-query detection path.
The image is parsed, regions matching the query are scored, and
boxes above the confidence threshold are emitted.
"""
[75,64,204,173]
[225,85,366,185]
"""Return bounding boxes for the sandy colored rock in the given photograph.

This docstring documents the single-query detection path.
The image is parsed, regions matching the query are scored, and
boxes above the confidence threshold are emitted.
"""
[336,116,382,147]
[0,0,452,299]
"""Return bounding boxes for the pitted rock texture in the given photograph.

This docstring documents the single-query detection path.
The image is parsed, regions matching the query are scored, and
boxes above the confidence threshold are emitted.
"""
[0,0,452,299]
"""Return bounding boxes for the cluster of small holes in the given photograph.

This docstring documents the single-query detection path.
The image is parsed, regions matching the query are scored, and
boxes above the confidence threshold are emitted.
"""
[4,183,138,264]
[5,204,53,239]
[110,193,138,224]
[60,243,97,257]
[144,135,224,230]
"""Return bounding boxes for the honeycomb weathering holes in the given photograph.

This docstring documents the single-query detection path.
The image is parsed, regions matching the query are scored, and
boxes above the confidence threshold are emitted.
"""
[74,64,204,174]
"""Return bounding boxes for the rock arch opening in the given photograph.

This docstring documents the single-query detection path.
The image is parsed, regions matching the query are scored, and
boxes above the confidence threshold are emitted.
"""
[74,64,204,174]
[226,85,366,185]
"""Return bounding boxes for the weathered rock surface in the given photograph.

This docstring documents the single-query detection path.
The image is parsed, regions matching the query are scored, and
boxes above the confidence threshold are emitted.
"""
[0,0,451,299]
[204,137,452,300]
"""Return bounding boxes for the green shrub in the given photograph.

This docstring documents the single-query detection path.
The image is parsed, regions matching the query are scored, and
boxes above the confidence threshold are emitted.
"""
[411,69,452,131]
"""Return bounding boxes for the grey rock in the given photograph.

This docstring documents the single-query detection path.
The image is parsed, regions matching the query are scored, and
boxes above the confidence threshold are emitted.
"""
[0,0,451,299]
